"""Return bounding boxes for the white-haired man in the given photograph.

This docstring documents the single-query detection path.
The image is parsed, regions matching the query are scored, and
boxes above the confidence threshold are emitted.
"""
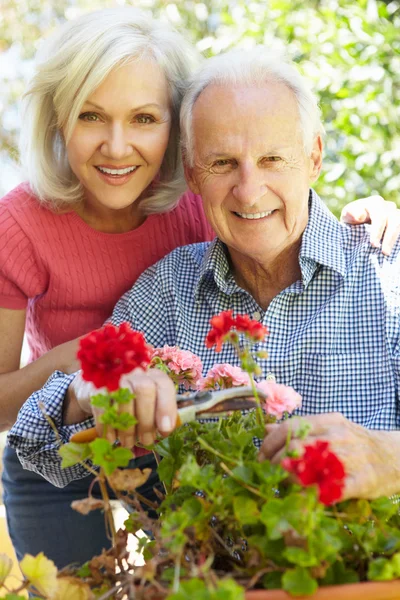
[9,48,400,502]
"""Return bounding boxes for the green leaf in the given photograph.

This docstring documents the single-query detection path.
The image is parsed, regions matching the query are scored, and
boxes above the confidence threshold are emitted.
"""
[370,497,400,520]
[59,442,92,468]
[110,388,135,405]
[368,557,395,581]
[233,496,260,525]
[167,578,245,600]
[99,408,137,430]
[391,552,400,577]
[262,571,283,590]
[0,595,29,600]
[76,561,91,578]
[320,561,359,585]
[90,393,111,409]
[90,438,132,475]
[282,566,318,596]
[282,546,318,567]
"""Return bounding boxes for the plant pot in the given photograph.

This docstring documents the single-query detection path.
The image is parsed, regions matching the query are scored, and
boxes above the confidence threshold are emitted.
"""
[245,579,400,599]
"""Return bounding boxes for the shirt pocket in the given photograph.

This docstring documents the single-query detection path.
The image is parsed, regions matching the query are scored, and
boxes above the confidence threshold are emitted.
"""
[297,352,395,424]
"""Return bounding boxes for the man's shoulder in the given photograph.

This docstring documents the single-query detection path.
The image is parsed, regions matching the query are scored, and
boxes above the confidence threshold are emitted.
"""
[142,241,212,278]
[340,222,400,265]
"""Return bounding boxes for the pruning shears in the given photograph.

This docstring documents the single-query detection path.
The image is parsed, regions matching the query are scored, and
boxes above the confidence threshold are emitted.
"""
[70,385,266,444]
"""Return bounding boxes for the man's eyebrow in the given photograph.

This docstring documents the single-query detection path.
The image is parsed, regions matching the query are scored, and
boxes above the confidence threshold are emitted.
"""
[82,101,165,113]
[203,148,290,161]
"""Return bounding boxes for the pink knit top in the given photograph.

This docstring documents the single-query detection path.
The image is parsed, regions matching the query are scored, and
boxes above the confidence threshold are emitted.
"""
[0,183,214,361]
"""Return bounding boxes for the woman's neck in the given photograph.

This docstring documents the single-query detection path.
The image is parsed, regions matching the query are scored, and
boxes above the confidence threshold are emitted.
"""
[72,201,147,234]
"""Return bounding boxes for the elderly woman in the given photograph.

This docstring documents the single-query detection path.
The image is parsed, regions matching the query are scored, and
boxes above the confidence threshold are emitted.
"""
[9,47,400,516]
[0,7,212,568]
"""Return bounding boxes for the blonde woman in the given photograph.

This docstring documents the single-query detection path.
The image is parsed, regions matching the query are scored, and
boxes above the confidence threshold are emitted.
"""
[0,7,398,569]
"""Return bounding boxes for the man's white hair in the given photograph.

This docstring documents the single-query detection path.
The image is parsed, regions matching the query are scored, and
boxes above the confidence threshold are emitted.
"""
[180,47,324,167]
[19,7,199,213]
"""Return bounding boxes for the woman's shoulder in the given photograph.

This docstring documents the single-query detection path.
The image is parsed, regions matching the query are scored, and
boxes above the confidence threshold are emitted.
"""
[0,182,43,220]
[0,182,60,237]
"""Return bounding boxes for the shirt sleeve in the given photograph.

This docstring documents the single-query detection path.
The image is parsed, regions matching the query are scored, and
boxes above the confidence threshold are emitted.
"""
[7,255,173,486]
[7,371,96,487]
[0,205,48,309]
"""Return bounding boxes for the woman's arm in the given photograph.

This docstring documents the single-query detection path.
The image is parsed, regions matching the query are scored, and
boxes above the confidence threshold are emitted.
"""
[341,196,400,255]
[0,307,79,430]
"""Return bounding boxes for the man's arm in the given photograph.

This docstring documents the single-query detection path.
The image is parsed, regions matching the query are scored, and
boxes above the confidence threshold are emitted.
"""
[258,413,400,500]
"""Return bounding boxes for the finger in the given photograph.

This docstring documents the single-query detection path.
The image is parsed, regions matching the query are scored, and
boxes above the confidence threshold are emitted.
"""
[148,368,177,436]
[368,201,397,248]
[381,212,400,256]
[258,413,344,462]
[117,392,136,449]
[269,438,309,465]
[340,200,369,225]
[123,370,157,447]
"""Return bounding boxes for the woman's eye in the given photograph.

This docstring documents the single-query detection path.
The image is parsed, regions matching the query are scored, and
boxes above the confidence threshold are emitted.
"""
[135,115,155,124]
[78,112,100,122]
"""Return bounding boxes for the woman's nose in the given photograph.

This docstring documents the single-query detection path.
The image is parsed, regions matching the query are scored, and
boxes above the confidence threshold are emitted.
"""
[100,124,133,160]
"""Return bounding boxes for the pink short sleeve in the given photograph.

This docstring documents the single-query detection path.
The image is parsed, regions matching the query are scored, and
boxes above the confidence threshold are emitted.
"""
[0,204,47,309]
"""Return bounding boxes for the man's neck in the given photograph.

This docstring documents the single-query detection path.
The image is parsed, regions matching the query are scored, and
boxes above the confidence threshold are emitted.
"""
[230,241,302,311]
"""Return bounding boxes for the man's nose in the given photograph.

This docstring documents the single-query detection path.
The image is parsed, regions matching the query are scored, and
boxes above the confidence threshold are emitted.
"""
[100,123,133,160]
[232,163,267,206]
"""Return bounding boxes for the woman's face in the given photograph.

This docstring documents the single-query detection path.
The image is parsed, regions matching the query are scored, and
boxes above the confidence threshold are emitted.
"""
[66,59,171,217]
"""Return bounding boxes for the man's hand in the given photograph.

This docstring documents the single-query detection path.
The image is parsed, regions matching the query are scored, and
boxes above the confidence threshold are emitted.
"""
[258,413,400,500]
[64,368,177,448]
[341,196,400,256]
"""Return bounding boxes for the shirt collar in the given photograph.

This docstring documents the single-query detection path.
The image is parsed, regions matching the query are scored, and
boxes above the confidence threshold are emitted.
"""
[195,189,347,299]
[300,189,347,283]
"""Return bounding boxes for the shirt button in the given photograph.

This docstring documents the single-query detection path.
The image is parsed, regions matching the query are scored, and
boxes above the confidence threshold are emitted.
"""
[252,311,261,321]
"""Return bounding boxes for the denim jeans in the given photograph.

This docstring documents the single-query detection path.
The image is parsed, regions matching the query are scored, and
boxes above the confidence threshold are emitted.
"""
[2,446,159,569]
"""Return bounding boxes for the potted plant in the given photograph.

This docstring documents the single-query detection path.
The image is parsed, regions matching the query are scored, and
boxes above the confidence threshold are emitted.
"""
[2,316,400,600]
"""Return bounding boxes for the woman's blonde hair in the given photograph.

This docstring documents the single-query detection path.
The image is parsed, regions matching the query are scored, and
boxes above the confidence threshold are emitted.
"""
[19,7,199,213]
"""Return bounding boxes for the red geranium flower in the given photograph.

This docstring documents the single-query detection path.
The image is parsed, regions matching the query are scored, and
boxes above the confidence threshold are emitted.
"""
[77,322,151,391]
[281,440,346,506]
[205,310,236,352]
[234,314,269,342]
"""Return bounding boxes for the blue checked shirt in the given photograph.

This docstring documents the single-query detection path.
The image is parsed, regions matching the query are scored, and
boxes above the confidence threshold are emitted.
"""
[8,190,400,487]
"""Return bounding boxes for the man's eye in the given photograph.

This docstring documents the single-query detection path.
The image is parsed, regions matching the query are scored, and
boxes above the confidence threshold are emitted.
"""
[78,112,100,122]
[212,159,236,171]
[263,156,282,163]
[136,115,155,124]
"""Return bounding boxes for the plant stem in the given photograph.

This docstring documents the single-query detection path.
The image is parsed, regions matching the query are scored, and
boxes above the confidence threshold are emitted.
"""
[152,450,168,496]
[98,467,117,544]
[173,551,182,592]
[248,373,265,430]
[197,437,240,465]
[219,462,264,498]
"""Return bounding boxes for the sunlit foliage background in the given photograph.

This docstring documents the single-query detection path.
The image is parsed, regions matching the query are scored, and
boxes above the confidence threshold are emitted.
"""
[1,0,399,215]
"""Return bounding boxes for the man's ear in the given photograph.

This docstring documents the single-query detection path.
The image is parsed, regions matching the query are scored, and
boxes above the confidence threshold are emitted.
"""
[183,156,200,195]
[309,134,323,182]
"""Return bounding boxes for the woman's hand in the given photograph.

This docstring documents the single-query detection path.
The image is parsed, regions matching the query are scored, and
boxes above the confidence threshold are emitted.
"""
[341,196,400,255]
[66,368,177,448]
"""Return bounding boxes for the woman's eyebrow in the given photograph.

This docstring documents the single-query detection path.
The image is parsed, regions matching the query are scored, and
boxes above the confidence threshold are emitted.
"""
[82,101,165,113]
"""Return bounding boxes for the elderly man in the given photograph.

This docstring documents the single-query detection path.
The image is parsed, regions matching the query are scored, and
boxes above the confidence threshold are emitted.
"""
[9,48,400,502]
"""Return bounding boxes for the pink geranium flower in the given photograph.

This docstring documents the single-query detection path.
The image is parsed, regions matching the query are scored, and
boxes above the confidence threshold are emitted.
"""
[257,381,302,419]
[198,363,251,390]
[150,346,203,389]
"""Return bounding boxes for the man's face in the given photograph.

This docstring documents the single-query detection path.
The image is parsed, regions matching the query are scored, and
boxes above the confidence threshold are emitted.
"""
[185,82,322,265]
